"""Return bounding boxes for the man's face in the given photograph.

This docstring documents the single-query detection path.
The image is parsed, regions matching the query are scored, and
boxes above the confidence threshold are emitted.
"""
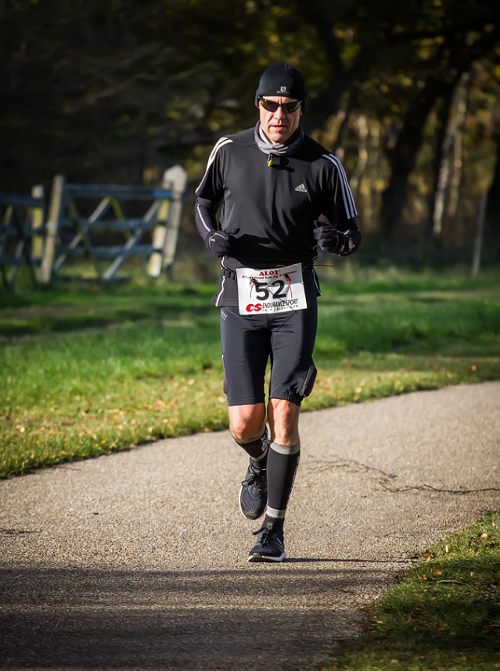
[258,96,302,145]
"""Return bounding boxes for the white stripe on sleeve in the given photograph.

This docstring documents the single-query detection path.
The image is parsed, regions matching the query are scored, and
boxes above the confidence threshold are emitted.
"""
[195,138,233,194]
[323,154,358,219]
[195,202,212,234]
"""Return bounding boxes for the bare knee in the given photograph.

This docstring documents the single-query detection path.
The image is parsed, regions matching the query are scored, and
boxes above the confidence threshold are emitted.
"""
[228,403,266,443]
[268,398,300,445]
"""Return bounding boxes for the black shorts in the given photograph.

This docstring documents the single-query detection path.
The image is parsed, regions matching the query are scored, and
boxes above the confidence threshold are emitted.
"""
[220,298,318,407]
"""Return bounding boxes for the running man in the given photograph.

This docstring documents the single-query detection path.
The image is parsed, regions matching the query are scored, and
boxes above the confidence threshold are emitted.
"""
[195,64,361,562]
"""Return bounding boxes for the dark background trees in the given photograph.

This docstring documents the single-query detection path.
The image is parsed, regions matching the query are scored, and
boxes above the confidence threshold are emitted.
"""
[2,0,499,264]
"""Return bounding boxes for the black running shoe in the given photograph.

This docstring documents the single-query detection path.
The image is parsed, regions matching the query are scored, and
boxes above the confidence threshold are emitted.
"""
[239,461,267,520]
[248,522,286,563]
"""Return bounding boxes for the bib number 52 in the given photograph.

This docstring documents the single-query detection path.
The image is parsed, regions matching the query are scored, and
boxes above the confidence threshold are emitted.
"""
[254,280,287,301]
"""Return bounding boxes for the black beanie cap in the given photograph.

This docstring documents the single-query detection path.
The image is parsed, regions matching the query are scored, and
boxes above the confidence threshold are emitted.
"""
[255,64,307,109]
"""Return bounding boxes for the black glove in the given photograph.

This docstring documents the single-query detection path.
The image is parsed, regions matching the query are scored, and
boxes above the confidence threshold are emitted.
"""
[313,223,345,254]
[207,227,240,257]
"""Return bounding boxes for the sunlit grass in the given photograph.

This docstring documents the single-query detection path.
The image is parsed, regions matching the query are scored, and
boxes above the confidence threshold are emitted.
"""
[1,273,499,477]
[322,514,500,671]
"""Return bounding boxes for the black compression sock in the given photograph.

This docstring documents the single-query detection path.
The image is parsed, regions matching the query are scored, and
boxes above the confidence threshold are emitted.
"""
[265,440,300,521]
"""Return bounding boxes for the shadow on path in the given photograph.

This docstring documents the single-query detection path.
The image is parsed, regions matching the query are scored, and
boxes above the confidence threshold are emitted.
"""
[0,563,397,670]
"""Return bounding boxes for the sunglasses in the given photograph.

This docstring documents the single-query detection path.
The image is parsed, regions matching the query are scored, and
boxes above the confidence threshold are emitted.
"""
[258,97,302,114]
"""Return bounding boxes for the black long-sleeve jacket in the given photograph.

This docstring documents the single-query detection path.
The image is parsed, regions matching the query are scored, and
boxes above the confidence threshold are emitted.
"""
[195,126,361,305]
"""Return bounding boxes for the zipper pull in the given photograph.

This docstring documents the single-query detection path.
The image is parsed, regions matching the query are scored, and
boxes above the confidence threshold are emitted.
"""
[267,153,273,167]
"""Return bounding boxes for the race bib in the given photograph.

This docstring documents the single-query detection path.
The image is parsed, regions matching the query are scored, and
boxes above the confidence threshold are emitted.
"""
[236,263,307,315]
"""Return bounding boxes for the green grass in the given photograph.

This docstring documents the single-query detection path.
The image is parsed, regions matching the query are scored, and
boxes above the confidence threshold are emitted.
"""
[322,513,500,671]
[1,271,499,478]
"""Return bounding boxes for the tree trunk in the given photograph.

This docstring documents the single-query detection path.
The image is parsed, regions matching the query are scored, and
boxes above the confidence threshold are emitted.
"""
[349,114,369,194]
[381,76,445,239]
[431,72,470,244]
[447,74,470,220]
[431,88,455,245]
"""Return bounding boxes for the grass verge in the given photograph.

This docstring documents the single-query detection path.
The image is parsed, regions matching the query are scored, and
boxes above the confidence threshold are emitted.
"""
[322,513,500,671]
[1,272,500,478]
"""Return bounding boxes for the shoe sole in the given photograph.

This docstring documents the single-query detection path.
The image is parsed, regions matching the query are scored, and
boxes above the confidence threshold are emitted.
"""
[238,484,267,520]
[247,551,286,563]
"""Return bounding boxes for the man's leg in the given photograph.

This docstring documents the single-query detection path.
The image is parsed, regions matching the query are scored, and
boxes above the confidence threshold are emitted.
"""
[229,404,270,520]
[221,307,270,519]
[248,298,317,563]
[247,399,300,563]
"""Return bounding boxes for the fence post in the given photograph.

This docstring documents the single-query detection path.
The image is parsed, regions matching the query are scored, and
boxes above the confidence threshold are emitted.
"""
[147,189,171,278]
[147,165,187,278]
[40,175,65,284]
[471,194,487,279]
[30,185,45,277]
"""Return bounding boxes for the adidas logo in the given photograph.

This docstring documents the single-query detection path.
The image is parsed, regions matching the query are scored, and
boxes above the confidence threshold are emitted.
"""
[295,183,307,192]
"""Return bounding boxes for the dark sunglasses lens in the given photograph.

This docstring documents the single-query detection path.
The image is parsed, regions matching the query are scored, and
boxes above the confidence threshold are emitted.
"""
[260,98,279,112]
[283,101,301,113]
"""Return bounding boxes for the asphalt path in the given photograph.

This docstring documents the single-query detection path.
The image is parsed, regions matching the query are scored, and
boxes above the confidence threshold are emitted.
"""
[1,381,499,670]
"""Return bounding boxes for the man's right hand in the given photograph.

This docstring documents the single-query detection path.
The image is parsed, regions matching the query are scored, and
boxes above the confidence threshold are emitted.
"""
[208,228,240,257]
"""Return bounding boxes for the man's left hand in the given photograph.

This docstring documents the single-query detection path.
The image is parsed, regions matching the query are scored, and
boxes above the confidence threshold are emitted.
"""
[313,224,346,254]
